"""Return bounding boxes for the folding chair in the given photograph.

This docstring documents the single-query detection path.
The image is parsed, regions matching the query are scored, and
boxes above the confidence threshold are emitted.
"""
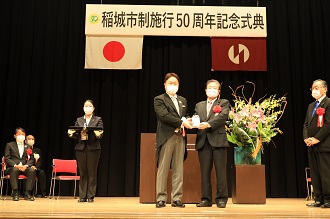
[305,167,313,201]
[48,159,80,199]
[0,156,37,200]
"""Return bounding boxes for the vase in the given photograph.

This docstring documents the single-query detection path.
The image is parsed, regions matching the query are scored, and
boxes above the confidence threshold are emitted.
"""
[234,146,261,165]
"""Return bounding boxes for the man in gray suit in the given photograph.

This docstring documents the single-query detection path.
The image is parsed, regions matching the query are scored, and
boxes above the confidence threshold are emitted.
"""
[154,73,192,208]
[194,79,230,208]
[4,127,36,201]
[304,79,330,208]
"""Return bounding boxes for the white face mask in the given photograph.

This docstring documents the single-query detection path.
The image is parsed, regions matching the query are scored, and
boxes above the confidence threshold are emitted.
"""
[166,85,178,95]
[16,135,25,143]
[84,106,93,114]
[206,88,219,98]
[27,140,35,146]
[312,90,321,99]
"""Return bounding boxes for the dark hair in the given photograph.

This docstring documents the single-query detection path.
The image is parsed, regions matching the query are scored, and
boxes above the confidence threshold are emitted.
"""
[206,79,221,89]
[313,79,328,89]
[84,99,95,107]
[164,73,180,83]
[15,127,26,135]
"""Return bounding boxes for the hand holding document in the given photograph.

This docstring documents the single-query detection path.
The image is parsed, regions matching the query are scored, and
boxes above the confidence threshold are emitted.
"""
[191,115,200,128]
[68,129,76,136]
[94,130,104,137]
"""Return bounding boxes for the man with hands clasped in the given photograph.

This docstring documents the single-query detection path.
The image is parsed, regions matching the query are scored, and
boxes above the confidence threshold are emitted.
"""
[193,79,230,208]
[4,127,36,201]
[304,79,330,208]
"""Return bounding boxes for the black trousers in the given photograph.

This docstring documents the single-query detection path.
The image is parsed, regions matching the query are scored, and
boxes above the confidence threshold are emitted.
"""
[5,167,36,191]
[198,139,228,203]
[75,147,101,199]
[308,149,330,203]
[21,169,46,195]
[36,169,46,194]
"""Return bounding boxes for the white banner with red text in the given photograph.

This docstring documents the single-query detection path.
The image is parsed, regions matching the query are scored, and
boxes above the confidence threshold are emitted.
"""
[86,4,267,37]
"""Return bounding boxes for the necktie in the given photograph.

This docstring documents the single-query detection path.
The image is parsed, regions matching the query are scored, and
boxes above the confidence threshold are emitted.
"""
[312,101,319,117]
[171,96,180,115]
[207,101,212,117]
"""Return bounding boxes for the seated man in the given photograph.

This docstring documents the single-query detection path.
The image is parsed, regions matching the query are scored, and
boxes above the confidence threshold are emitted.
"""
[4,127,36,201]
[25,134,47,198]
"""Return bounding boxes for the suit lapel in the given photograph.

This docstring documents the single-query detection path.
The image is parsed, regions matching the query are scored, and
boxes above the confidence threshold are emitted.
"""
[13,142,20,157]
[164,93,180,117]
[88,116,96,127]
[310,97,327,124]
[199,101,208,120]
[177,96,184,117]
[206,99,220,120]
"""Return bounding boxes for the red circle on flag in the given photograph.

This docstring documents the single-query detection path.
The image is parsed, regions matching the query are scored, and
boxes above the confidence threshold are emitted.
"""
[103,41,125,62]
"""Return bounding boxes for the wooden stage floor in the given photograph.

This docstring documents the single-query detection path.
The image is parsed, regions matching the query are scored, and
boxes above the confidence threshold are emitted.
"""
[0,197,329,219]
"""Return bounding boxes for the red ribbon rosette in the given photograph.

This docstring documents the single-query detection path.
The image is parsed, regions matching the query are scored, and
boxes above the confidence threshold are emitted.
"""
[316,107,325,127]
[26,148,32,160]
[213,105,222,116]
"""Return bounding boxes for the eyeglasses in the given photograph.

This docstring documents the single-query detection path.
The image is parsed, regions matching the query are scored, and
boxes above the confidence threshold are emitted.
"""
[310,86,324,91]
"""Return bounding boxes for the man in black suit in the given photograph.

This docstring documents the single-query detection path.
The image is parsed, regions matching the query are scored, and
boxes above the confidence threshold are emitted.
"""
[304,79,330,208]
[4,127,36,201]
[194,79,230,208]
[25,134,47,198]
[154,73,193,208]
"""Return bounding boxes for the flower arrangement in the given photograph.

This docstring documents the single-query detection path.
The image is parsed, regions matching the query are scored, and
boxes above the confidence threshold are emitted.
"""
[26,148,32,160]
[226,82,287,161]
[316,108,325,127]
[213,105,222,116]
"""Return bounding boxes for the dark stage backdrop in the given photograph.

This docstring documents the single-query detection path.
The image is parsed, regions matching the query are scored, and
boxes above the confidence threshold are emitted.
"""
[1,0,329,198]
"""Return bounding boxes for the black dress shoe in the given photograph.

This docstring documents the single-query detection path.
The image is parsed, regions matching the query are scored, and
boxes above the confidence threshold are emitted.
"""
[156,201,166,208]
[171,200,185,208]
[217,201,226,208]
[24,192,35,201]
[321,203,330,208]
[41,193,47,198]
[12,195,19,201]
[11,190,19,201]
[196,200,212,207]
[87,198,94,203]
[306,201,323,207]
[78,198,87,202]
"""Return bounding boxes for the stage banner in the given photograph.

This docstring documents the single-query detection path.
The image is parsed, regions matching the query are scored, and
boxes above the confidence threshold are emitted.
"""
[85,35,143,69]
[211,37,267,71]
[86,4,267,37]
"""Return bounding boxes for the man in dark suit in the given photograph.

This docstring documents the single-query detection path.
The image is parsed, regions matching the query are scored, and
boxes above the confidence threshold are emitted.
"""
[4,127,36,201]
[194,79,230,208]
[25,134,47,198]
[303,79,330,208]
[154,73,193,208]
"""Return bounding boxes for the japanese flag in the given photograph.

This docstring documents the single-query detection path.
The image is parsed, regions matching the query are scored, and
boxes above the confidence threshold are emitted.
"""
[85,35,143,69]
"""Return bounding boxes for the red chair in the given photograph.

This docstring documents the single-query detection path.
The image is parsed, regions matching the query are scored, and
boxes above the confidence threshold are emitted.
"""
[305,167,313,201]
[0,156,37,200]
[48,159,80,199]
